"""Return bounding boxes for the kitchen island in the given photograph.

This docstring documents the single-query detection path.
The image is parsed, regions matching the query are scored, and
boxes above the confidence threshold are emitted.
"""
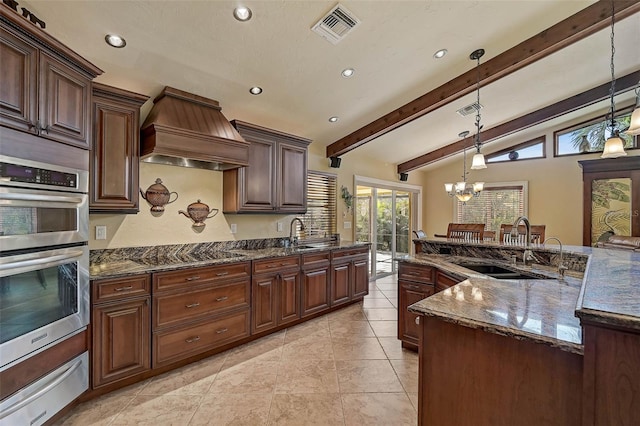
[406,239,640,426]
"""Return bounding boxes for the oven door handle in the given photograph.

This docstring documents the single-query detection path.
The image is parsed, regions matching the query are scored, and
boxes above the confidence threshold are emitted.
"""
[0,358,83,419]
[0,250,85,273]
[0,192,84,204]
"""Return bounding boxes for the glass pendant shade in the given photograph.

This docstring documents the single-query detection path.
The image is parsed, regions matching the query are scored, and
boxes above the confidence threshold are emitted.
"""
[455,182,466,192]
[626,105,640,136]
[473,182,484,192]
[455,193,473,203]
[470,153,487,170]
[601,131,627,158]
[444,183,454,192]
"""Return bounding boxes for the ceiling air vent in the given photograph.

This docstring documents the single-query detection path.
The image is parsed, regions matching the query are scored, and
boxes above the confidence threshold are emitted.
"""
[312,4,360,45]
[456,102,483,117]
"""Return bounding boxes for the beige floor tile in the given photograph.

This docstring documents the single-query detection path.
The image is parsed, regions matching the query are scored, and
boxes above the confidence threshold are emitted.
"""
[284,317,330,343]
[378,337,419,360]
[55,392,131,426]
[139,355,224,395]
[209,360,279,394]
[188,393,272,425]
[110,394,203,426]
[267,393,344,426]
[363,290,388,299]
[327,306,367,322]
[281,334,334,360]
[387,298,398,308]
[329,320,375,337]
[332,337,387,360]
[363,307,398,320]
[374,283,398,291]
[408,392,419,411]
[220,332,284,369]
[275,359,339,394]
[362,298,395,309]
[336,360,404,393]
[369,320,398,337]
[341,393,417,426]
[390,357,419,393]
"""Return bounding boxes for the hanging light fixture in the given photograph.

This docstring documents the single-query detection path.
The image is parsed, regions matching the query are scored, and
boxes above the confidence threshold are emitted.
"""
[625,81,640,136]
[601,0,627,159]
[470,48,487,170]
[445,131,484,203]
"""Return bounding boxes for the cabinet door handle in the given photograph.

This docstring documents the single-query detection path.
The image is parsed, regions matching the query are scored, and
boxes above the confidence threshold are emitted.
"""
[185,302,200,308]
[185,276,201,281]
[216,271,229,276]
[415,317,420,325]
[407,284,420,290]
[114,285,133,291]
[216,296,228,302]
[216,328,228,334]
[185,336,201,343]
[265,264,277,268]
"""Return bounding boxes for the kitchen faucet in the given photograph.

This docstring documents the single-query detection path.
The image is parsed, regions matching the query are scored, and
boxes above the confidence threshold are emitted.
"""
[543,237,567,280]
[289,218,306,246]
[511,216,535,265]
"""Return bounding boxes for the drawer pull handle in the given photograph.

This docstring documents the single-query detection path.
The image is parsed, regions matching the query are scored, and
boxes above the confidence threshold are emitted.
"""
[408,285,420,290]
[185,303,200,308]
[216,272,229,276]
[185,336,201,343]
[115,286,133,291]
[216,296,228,302]
[186,276,201,281]
[266,264,277,268]
[216,328,228,334]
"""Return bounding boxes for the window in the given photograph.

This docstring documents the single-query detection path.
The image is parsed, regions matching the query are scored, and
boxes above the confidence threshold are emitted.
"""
[455,182,527,233]
[303,171,337,237]
[554,108,637,157]
[486,136,545,163]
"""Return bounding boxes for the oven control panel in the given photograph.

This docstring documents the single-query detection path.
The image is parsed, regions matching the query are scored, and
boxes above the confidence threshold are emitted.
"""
[1,162,77,188]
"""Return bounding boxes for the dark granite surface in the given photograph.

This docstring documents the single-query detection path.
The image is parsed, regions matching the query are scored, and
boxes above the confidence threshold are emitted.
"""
[90,239,370,280]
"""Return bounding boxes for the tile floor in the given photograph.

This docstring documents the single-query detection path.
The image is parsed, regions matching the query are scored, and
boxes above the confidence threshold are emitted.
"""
[56,274,419,425]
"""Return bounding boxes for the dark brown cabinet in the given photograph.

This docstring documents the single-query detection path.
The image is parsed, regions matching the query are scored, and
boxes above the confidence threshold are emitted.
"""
[0,16,101,148]
[398,262,435,349]
[223,120,311,214]
[251,255,301,333]
[91,274,151,389]
[435,270,461,293]
[301,251,331,317]
[330,246,369,306]
[90,83,148,213]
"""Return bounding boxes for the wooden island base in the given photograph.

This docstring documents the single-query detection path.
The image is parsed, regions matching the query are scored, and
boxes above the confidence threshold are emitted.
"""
[419,317,583,426]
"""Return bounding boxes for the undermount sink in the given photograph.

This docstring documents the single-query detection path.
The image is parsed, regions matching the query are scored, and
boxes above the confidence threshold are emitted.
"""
[457,263,546,280]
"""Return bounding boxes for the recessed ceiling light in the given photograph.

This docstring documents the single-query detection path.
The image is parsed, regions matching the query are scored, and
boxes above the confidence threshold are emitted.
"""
[105,34,126,48]
[329,116,339,123]
[433,49,447,59]
[233,6,252,21]
[341,68,355,78]
[249,86,262,95]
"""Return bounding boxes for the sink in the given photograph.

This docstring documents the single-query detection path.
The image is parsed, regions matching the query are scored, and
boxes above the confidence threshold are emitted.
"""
[457,263,546,280]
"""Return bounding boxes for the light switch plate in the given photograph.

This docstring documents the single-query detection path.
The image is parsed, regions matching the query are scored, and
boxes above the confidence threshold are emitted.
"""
[344,221,351,229]
[230,224,237,234]
[277,222,283,232]
[95,225,107,240]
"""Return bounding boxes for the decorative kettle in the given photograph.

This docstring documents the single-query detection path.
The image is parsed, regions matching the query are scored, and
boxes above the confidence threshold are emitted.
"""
[140,178,178,212]
[179,199,219,227]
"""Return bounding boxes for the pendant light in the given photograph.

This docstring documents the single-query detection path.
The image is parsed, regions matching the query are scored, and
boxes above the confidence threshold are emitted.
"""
[445,131,484,203]
[601,0,627,159]
[625,82,640,136]
[470,49,487,170]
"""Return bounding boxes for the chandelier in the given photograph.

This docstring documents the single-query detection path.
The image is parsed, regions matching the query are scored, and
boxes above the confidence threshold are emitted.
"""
[445,132,484,203]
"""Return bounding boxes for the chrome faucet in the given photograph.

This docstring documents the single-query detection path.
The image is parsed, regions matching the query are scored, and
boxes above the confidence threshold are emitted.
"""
[289,218,305,246]
[512,216,535,265]
[543,237,567,280]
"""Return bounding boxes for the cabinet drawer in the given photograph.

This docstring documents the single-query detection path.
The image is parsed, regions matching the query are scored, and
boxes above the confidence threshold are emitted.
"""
[253,255,300,274]
[330,247,368,261]
[399,263,435,284]
[302,251,330,268]
[153,279,250,329]
[153,262,250,292]
[153,310,250,367]
[92,274,150,303]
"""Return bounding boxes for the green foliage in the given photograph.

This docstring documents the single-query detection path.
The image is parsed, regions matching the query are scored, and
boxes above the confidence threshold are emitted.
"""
[570,114,633,151]
[592,180,631,209]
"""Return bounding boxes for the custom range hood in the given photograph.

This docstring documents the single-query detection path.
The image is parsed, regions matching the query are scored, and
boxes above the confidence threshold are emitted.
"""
[140,86,249,170]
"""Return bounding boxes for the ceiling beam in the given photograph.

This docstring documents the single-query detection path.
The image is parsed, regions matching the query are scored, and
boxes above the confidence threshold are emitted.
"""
[326,0,640,159]
[397,69,640,173]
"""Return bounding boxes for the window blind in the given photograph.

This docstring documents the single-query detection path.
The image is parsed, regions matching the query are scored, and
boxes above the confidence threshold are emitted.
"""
[303,171,337,237]
[456,184,525,233]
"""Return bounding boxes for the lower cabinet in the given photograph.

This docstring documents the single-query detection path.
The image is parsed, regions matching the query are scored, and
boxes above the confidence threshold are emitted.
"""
[435,270,461,293]
[301,251,331,317]
[91,274,151,388]
[330,246,369,306]
[398,262,435,350]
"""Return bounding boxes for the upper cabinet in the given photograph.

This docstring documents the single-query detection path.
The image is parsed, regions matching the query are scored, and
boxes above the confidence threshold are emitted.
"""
[0,7,102,148]
[223,120,311,214]
[90,83,149,213]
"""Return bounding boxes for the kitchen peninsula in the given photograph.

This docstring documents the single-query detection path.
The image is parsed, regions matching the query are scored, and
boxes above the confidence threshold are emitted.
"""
[404,239,640,426]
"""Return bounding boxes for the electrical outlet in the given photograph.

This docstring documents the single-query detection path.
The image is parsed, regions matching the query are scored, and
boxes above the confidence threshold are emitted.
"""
[344,221,351,229]
[95,225,107,240]
[230,224,237,234]
[277,222,283,232]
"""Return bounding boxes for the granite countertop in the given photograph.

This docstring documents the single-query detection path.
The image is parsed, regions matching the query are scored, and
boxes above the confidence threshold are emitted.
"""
[89,241,369,280]
[406,239,640,352]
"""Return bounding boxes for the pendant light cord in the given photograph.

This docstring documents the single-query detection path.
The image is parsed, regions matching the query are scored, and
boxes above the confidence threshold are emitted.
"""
[609,0,616,130]
[475,53,482,151]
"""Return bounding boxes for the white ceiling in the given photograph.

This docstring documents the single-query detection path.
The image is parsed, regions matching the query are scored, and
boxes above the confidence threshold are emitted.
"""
[23,1,640,171]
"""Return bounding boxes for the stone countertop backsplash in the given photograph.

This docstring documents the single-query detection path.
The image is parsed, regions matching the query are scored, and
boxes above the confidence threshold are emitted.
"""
[90,238,370,280]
